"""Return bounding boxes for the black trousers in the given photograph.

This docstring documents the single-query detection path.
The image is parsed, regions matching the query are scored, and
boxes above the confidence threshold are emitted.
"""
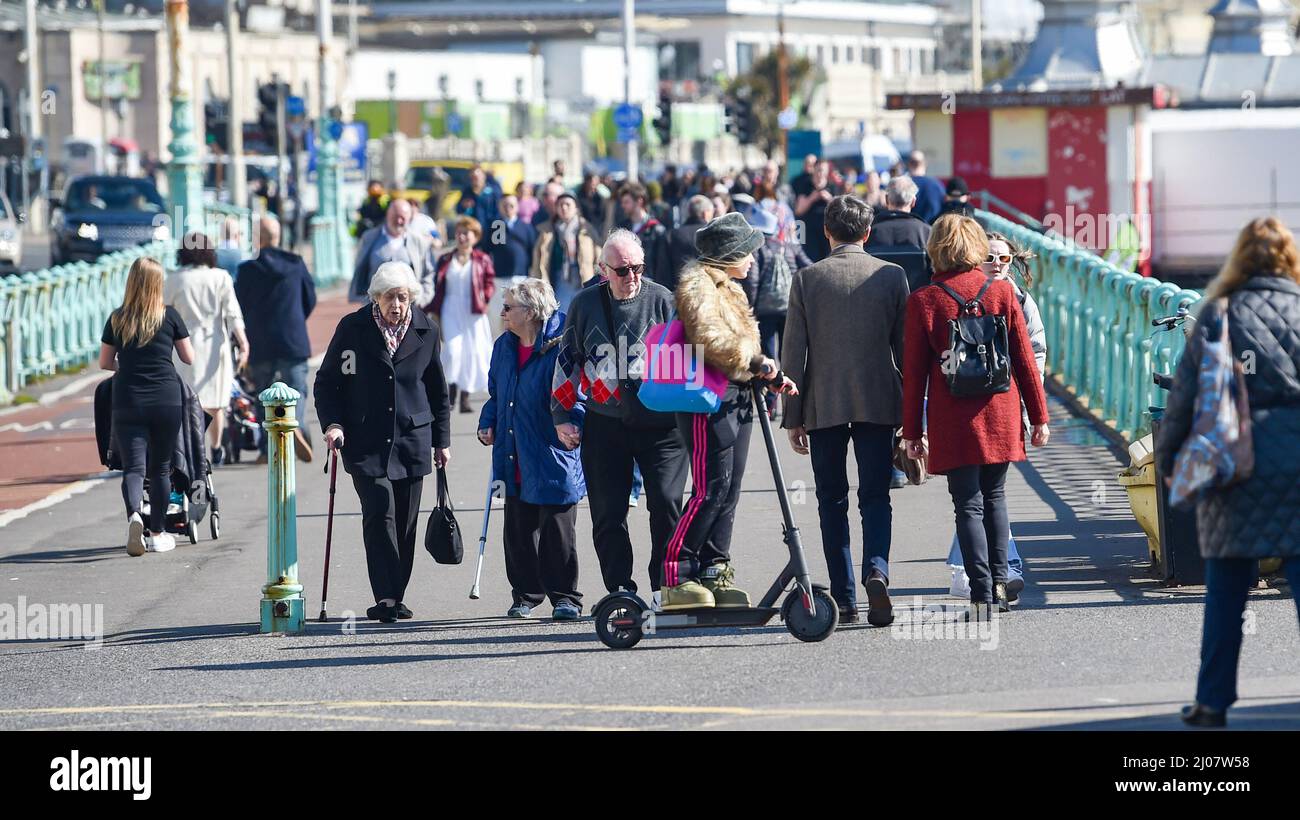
[351,473,423,603]
[946,463,1010,604]
[503,497,581,607]
[663,392,753,587]
[581,411,688,593]
[115,404,182,533]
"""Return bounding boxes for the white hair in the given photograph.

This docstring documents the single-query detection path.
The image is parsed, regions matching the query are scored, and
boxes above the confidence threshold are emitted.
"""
[602,228,643,262]
[507,278,559,324]
[886,176,919,208]
[368,261,421,302]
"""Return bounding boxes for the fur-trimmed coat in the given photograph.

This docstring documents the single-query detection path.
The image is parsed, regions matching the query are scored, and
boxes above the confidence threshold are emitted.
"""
[675,262,763,381]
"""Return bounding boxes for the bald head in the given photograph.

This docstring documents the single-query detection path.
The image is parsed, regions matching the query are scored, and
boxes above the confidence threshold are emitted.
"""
[255,216,281,250]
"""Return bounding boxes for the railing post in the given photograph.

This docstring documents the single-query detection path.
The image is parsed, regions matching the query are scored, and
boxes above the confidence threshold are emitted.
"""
[259,381,305,633]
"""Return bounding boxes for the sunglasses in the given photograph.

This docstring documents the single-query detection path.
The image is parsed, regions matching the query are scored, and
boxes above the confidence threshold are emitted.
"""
[986,254,1013,265]
[605,263,645,278]
[501,303,517,313]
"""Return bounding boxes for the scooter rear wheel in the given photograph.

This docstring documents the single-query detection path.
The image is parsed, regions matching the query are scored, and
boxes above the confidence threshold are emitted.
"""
[781,588,838,642]
[594,596,645,649]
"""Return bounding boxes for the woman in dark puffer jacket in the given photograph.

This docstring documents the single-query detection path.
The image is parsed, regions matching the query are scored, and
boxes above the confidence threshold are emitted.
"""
[1157,216,1300,728]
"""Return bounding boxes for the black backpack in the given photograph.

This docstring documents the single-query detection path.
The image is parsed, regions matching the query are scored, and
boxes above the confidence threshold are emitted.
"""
[935,279,1011,398]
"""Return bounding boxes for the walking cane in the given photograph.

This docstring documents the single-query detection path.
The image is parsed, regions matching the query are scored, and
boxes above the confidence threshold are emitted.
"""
[469,478,496,600]
[319,443,339,622]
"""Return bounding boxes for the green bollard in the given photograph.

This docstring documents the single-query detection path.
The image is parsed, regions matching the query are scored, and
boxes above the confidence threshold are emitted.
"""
[259,381,305,633]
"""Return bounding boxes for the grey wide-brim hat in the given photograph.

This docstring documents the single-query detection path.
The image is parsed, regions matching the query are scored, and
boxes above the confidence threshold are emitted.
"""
[694,211,764,263]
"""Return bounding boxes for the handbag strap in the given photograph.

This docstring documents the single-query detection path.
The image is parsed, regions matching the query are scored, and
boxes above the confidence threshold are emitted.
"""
[437,466,453,510]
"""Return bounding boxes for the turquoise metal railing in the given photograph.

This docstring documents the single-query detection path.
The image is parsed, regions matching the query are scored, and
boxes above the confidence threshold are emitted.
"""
[0,241,174,403]
[310,215,352,287]
[975,210,1202,442]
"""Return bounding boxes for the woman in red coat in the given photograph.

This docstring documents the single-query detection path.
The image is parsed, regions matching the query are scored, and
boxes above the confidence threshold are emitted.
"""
[425,215,496,413]
[901,215,1051,614]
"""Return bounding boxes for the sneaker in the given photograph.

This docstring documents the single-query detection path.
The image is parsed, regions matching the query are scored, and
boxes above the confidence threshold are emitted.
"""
[145,532,176,553]
[864,570,894,627]
[552,601,581,621]
[949,566,971,599]
[890,468,908,489]
[126,513,146,557]
[698,563,750,608]
[506,602,533,619]
[293,429,314,463]
[660,580,715,610]
[1005,573,1025,605]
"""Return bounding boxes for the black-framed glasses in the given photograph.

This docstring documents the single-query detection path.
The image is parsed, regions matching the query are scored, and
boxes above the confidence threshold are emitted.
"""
[606,263,645,278]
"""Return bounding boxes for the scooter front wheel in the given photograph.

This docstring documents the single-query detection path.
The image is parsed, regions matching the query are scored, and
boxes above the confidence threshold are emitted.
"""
[781,588,838,642]
[593,595,645,649]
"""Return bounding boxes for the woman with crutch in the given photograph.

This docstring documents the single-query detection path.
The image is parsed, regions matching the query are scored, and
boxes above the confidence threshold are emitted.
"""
[477,278,586,620]
[313,261,452,623]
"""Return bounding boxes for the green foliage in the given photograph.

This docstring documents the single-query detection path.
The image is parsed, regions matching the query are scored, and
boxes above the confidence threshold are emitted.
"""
[727,50,823,155]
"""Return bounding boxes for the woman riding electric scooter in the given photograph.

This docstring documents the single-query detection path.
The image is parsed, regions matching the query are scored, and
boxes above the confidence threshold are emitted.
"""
[660,212,799,610]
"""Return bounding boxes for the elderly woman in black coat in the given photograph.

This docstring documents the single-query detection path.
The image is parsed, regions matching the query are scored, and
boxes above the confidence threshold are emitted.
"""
[1156,216,1300,728]
[314,261,452,623]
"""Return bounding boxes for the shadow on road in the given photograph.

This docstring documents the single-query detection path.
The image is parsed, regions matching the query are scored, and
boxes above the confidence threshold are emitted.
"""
[1027,699,1300,730]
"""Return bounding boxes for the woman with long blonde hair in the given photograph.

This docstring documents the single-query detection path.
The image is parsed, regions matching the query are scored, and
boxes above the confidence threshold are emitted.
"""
[99,257,195,556]
[1157,216,1300,727]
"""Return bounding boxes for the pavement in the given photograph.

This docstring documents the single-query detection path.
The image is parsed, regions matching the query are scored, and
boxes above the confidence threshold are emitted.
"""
[1,297,1299,730]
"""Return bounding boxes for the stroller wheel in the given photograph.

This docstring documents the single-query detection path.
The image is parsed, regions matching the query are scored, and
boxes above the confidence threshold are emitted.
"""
[209,512,221,540]
[781,587,838,643]
[186,518,198,545]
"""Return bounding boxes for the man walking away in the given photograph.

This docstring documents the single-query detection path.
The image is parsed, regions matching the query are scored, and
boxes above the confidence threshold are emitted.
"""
[236,216,318,463]
[934,176,975,223]
[488,194,538,337]
[783,195,909,626]
[906,150,945,224]
[866,176,933,293]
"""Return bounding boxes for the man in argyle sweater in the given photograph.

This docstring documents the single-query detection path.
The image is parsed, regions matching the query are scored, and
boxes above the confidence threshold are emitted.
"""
[552,230,687,596]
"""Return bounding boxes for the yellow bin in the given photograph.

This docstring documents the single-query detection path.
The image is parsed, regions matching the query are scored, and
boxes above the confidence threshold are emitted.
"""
[1118,444,1160,567]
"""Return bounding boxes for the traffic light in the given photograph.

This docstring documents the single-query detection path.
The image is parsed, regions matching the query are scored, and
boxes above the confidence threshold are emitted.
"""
[257,82,282,144]
[653,92,672,145]
[735,96,754,145]
[204,99,229,152]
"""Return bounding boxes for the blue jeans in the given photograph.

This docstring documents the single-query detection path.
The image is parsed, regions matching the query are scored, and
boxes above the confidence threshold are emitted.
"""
[1196,557,1300,712]
[949,531,1022,570]
[809,422,894,609]
[249,358,310,455]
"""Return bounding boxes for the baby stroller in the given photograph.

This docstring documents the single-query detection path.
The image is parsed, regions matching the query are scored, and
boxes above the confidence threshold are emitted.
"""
[223,374,264,464]
[94,376,222,543]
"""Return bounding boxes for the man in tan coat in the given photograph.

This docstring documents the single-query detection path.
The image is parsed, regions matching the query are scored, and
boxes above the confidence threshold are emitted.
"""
[782,195,909,627]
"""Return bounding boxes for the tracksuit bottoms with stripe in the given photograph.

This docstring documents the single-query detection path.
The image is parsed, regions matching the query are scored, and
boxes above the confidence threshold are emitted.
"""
[663,383,754,587]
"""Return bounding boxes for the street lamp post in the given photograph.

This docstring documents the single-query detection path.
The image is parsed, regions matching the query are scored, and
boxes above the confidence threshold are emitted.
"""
[23,0,43,231]
[622,0,638,182]
[226,0,246,210]
[165,0,204,239]
[316,0,349,284]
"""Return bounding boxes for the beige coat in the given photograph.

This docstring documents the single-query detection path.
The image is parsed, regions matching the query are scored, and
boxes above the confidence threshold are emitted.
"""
[164,265,245,409]
[675,261,762,382]
[531,218,600,286]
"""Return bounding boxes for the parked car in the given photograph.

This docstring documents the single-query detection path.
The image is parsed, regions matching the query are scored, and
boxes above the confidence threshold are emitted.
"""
[0,190,22,273]
[50,176,168,265]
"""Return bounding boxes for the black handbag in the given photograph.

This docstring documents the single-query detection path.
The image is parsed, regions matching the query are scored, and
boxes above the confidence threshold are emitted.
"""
[598,283,676,431]
[935,279,1012,398]
[424,467,463,564]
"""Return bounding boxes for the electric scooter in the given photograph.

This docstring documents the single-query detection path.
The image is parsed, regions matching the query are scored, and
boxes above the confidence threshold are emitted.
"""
[591,382,838,649]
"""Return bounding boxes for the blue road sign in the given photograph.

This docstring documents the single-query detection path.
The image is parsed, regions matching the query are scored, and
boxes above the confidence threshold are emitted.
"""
[307,121,370,183]
[447,112,463,135]
[613,103,643,130]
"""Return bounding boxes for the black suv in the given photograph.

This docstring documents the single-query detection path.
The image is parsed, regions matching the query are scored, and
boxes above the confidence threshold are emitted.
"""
[51,176,168,265]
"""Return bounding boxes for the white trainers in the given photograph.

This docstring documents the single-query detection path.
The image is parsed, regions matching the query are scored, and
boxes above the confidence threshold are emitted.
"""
[126,513,146,557]
[949,565,971,599]
[146,532,176,553]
